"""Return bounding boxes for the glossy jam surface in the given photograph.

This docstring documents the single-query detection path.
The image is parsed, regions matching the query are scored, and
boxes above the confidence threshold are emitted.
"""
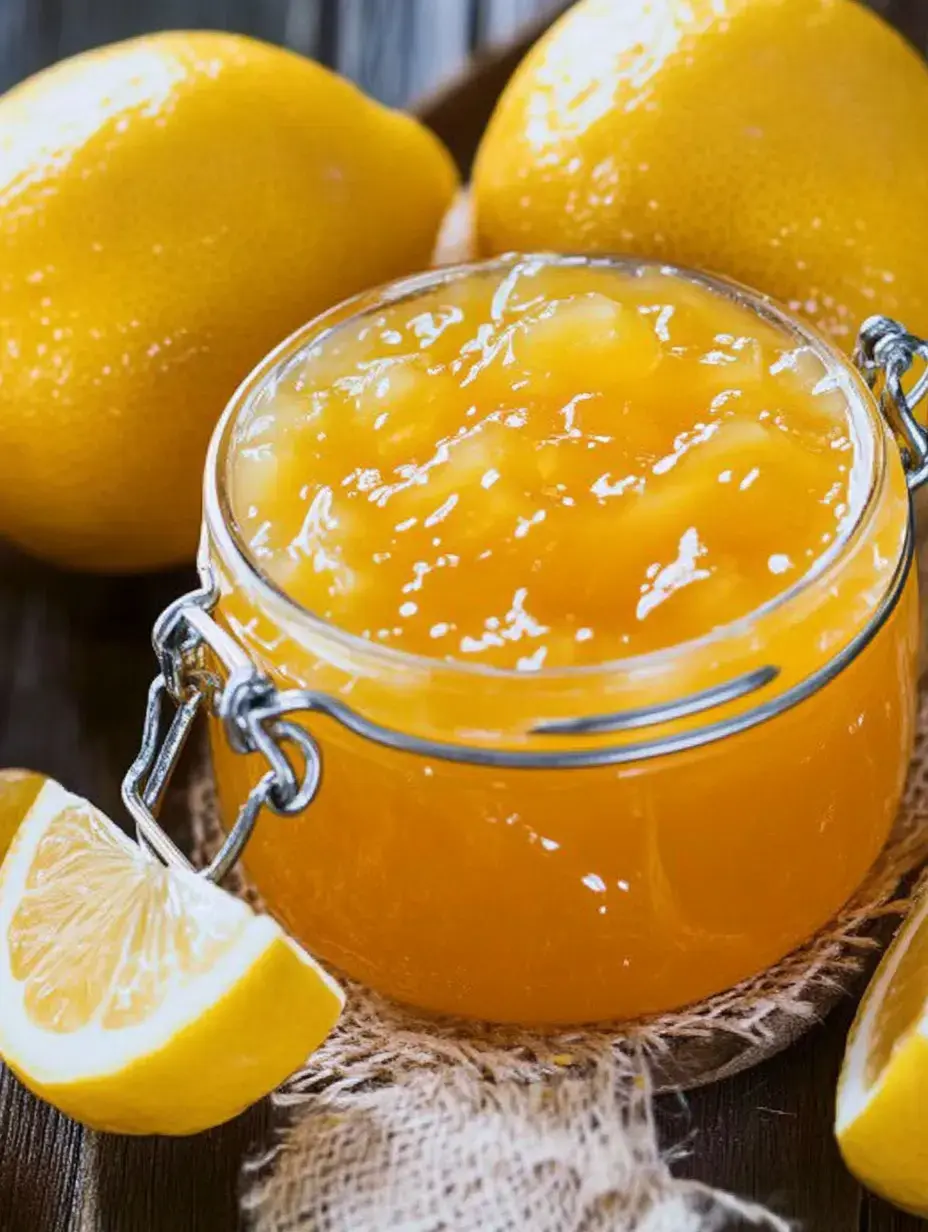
[229,260,860,669]
[212,259,916,1025]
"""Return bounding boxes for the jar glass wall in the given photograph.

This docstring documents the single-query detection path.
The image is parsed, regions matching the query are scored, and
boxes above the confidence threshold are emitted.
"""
[201,256,918,1025]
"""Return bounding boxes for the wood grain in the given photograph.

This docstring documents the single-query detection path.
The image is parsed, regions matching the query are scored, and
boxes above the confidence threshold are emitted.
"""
[0,1079,83,1232]
[0,2,927,1230]
[659,1001,866,1230]
[75,1105,271,1232]
[0,0,566,100]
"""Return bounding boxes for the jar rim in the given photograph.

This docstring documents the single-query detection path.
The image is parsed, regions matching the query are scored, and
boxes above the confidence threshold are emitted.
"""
[203,252,893,685]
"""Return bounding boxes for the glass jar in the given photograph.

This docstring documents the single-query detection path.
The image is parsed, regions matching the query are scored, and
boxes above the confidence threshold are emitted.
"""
[135,256,925,1027]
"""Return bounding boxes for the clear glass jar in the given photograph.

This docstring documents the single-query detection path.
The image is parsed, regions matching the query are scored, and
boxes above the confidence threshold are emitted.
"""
[198,256,919,1025]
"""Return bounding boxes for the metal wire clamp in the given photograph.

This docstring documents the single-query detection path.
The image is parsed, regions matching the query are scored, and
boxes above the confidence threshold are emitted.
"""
[854,314,928,490]
[122,581,322,884]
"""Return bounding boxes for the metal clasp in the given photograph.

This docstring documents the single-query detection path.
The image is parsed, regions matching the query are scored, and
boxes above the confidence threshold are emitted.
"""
[854,315,928,491]
[122,579,321,884]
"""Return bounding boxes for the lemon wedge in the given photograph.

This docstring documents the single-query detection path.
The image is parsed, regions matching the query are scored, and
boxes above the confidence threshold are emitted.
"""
[0,778,344,1135]
[836,890,928,1215]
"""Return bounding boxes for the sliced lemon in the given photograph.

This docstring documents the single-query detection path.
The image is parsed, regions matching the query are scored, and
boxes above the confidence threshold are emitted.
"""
[0,769,45,865]
[0,778,344,1135]
[836,890,928,1215]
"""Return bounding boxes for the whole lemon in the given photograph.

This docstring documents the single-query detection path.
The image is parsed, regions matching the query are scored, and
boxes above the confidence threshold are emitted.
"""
[473,0,928,349]
[0,33,456,571]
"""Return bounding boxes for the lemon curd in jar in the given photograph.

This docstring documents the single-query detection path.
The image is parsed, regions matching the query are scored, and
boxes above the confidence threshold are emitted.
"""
[208,256,917,1025]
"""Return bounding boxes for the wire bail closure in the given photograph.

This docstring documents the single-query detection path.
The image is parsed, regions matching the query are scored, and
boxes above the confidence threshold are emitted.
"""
[853,314,928,491]
[122,579,322,884]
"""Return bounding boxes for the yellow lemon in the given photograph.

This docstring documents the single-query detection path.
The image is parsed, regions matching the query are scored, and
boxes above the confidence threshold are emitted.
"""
[0,769,44,865]
[0,778,344,1134]
[0,32,456,572]
[836,889,928,1215]
[473,0,928,349]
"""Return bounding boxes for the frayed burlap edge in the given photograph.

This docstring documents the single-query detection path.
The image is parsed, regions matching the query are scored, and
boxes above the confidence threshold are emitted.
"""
[239,1062,793,1232]
[188,693,928,1231]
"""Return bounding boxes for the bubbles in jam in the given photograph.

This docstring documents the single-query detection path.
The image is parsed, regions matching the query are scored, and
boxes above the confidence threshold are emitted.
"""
[229,259,861,670]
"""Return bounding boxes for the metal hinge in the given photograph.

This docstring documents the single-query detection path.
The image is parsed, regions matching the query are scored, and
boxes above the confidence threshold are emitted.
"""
[854,315,928,491]
[122,578,321,884]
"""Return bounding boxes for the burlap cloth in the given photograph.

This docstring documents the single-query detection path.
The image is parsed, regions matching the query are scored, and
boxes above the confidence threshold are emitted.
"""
[187,685,928,1231]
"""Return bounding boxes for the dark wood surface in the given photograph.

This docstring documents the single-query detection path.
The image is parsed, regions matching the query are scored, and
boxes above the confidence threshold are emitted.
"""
[2,1,928,1229]
[0,0,569,106]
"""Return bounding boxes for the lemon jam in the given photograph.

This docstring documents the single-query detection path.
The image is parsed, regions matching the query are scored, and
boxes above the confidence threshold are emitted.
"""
[210,256,917,1024]
[231,258,859,668]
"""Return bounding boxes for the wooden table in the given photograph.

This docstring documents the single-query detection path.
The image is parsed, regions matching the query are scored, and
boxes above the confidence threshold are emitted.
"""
[2,1,928,1227]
